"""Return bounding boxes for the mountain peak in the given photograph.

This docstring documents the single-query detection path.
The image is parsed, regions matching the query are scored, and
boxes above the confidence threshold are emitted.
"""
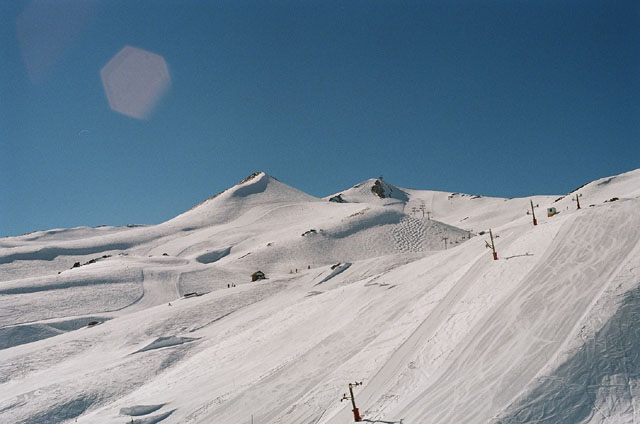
[167,171,317,228]
[237,171,267,185]
[370,177,407,200]
[328,177,409,204]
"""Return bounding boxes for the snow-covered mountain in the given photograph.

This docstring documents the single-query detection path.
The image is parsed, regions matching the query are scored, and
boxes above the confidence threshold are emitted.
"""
[1,169,639,423]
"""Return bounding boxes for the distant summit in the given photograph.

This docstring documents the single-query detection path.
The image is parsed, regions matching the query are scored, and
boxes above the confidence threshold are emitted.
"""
[237,171,263,185]
[327,177,409,204]
[370,177,409,201]
[199,171,266,203]
[167,171,318,229]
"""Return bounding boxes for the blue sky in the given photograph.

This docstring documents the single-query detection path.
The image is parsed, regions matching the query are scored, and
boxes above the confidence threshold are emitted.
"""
[1,0,638,237]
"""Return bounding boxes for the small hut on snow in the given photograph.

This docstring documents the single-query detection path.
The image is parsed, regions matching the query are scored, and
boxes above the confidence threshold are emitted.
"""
[251,271,266,282]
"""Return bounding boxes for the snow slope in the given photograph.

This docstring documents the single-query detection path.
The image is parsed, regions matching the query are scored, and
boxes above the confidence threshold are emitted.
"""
[1,168,639,424]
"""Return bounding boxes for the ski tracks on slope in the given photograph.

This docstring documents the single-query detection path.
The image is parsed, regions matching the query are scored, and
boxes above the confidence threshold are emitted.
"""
[398,201,640,423]
[126,268,181,312]
[325,229,523,423]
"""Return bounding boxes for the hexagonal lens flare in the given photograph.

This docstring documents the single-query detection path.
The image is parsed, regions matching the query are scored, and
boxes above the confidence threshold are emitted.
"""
[100,46,170,119]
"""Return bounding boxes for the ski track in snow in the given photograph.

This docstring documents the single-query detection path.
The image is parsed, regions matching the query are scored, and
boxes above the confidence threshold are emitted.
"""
[127,268,181,312]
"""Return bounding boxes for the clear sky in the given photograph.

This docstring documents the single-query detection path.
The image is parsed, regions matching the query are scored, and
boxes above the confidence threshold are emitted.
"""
[1,0,639,237]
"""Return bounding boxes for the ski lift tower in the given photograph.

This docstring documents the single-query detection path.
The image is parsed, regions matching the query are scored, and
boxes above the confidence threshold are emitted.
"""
[419,203,426,219]
[485,229,498,260]
[530,199,537,226]
[341,381,363,422]
[573,193,582,209]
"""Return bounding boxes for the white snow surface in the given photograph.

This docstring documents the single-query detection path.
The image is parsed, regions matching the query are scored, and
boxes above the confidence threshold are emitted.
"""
[1,169,640,423]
